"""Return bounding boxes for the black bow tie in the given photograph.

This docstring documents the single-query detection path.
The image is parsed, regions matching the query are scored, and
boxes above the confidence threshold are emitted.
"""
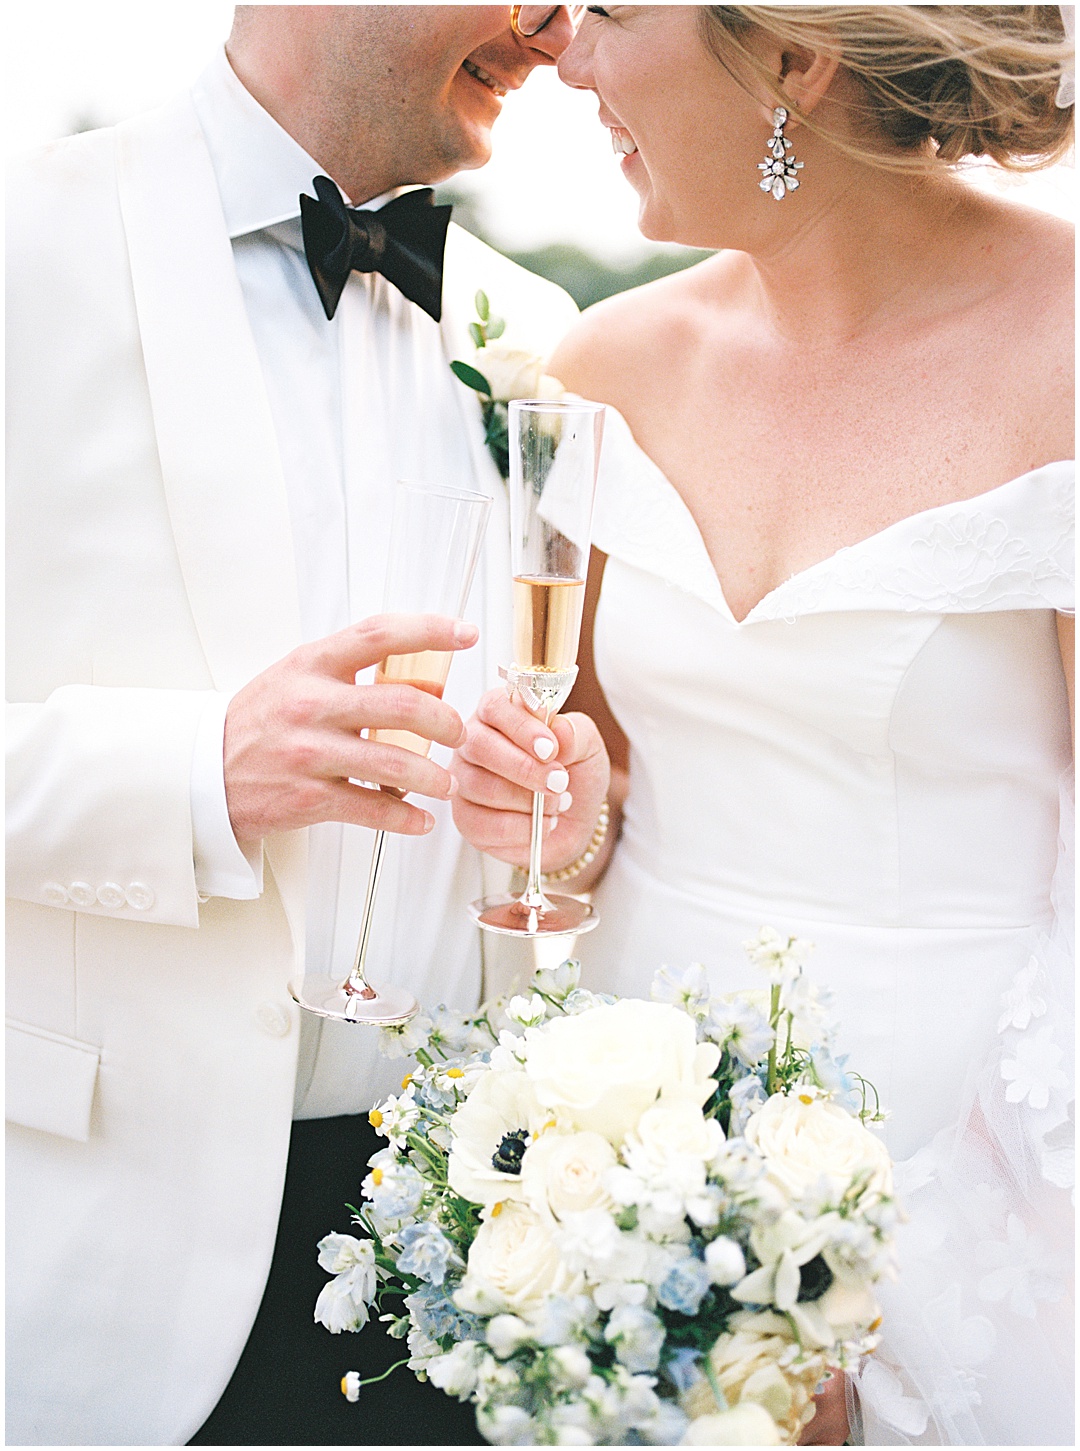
[299,175,452,323]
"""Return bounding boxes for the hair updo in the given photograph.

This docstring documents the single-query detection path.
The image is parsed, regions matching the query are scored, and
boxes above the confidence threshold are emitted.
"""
[701,6,1074,171]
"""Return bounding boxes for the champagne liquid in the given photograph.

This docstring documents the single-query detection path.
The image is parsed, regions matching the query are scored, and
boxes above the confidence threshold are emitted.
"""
[370,650,452,756]
[513,576,586,672]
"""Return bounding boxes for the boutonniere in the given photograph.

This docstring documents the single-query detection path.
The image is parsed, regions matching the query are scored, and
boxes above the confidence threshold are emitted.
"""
[451,290,565,479]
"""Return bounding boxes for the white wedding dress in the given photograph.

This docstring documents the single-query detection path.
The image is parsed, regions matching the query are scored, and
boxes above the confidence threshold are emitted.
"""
[578,411,1075,1445]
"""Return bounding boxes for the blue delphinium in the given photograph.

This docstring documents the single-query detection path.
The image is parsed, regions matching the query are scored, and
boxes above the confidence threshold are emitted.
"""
[657,1256,711,1316]
[662,1346,703,1394]
[404,1283,483,1342]
[395,1221,458,1286]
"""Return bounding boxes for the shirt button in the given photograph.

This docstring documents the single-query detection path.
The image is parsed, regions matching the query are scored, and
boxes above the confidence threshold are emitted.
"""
[97,882,126,910]
[68,881,96,907]
[255,1002,292,1038]
[41,882,69,907]
[125,882,155,911]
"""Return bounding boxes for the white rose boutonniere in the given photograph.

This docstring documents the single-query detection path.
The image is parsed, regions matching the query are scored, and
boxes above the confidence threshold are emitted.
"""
[450,291,565,478]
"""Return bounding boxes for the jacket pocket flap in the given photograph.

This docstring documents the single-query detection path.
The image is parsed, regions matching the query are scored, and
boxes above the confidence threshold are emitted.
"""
[6,1020,100,1142]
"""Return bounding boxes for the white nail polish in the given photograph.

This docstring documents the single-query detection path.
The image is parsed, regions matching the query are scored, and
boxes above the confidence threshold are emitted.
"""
[546,767,570,793]
[558,791,573,812]
[534,737,556,761]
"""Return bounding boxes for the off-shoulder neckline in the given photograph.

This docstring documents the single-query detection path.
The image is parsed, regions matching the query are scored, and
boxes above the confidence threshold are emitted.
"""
[616,430,1073,625]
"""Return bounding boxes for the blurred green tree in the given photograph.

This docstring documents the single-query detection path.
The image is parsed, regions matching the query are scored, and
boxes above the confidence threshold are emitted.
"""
[436,186,711,310]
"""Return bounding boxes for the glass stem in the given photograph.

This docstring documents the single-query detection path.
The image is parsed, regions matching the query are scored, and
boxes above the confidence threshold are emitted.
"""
[520,706,554,912]
[346,828,388,998]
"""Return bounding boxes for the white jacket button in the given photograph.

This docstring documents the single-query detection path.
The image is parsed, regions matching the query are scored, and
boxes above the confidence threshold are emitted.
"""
[68,881,96,907]
[96,882,126,909]
[255,1002,292,1038]
[125,882,155,911]
[41,882,69,907]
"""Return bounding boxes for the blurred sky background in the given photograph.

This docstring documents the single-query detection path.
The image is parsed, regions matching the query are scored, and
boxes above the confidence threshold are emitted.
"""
[6,1,1074,300]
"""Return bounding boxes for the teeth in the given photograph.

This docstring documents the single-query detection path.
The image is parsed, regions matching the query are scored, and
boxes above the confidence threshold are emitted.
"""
[463,59,507,97]
[610,129,637,156]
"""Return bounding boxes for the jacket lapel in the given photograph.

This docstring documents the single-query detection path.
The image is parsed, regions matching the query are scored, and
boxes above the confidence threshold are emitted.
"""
[115,94,301,689]
[115,94,306,953]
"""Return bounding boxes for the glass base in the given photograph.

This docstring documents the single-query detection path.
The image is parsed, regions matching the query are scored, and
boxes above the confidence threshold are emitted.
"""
[287,975,419,1026]
[468,892,600,939]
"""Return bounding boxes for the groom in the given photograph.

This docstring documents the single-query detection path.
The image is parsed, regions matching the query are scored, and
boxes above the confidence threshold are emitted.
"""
[6,6,579,1444]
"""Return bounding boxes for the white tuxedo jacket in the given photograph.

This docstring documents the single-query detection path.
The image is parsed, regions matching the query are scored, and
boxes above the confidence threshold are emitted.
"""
[6,94,577,1446]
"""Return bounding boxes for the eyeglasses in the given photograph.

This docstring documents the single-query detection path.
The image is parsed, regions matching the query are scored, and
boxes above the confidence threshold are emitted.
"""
[510,5,588,39]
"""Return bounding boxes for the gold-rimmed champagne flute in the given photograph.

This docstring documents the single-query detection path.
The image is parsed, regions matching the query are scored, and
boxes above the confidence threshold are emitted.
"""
[469,398,605,938]
[289,480,491,1024]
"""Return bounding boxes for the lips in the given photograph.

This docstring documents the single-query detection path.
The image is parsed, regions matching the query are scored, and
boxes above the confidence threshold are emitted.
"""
[610,127,638,157]
[462,58,509,97]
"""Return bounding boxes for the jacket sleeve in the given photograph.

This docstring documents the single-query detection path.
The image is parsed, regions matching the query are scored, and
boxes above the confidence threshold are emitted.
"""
[6,687,217,929]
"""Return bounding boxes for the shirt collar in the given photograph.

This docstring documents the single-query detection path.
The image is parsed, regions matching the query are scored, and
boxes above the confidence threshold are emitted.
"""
[190,46,407,241]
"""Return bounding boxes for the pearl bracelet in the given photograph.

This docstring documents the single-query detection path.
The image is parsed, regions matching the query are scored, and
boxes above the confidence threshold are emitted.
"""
[541,799,611,884]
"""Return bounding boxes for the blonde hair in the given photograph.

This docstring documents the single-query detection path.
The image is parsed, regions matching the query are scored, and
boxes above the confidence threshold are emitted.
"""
[701,6,1074,172]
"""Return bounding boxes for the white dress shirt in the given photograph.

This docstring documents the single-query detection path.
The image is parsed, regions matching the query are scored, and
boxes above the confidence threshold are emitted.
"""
[188,48,498,1116]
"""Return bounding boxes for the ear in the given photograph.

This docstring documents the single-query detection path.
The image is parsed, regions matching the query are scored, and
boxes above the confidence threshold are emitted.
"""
[746,37,839,128]
[779,48,841,121]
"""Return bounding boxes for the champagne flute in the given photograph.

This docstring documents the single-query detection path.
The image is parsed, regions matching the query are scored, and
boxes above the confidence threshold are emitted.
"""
[470,398,606,938]
[289,480,492,1024]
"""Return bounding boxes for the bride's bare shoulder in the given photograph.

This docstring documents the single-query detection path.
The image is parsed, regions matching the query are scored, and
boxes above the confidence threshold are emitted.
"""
[548,251,742,407]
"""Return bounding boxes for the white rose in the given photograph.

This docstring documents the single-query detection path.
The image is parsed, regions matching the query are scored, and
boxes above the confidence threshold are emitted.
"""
[463,1200,584,1317]
[520,1130,618,1223]
[683,1311,821,1443]
[682,1405,782,1445]
[475,344,542,401]
[624,1099,724,1190]
[745,1093,893,1200]
[524,1000,721,1146]
[447,1069,547,1208]
[536,371,566,400]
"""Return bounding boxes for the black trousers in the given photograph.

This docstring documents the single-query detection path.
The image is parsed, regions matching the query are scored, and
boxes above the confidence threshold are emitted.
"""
[190,1115,484,1446]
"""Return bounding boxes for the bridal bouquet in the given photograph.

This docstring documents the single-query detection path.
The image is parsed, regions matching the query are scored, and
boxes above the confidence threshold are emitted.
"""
[318,933,897,1446]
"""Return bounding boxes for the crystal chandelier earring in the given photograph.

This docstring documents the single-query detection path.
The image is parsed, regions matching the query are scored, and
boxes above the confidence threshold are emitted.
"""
[758,106,804,200]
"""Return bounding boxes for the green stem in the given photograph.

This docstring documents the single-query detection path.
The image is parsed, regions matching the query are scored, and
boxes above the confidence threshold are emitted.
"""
[356,1357,410,1390]
[766,983,781,1095]
[703,1355,729,1412]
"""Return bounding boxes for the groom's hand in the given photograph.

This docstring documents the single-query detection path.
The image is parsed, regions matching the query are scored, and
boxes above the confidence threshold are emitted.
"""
[223,613,477,843]
[450,686,610,870]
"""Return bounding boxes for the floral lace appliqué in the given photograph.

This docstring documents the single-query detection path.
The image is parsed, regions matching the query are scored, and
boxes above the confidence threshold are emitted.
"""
[759,489,1073,620]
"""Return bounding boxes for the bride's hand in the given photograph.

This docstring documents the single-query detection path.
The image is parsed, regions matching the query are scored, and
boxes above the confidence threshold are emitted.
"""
[798,1371,849,1445]
[451,687,610,871]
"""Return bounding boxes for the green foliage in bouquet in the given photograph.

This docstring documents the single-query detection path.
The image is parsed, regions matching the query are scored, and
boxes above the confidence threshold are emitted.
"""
[316,935,897,1446]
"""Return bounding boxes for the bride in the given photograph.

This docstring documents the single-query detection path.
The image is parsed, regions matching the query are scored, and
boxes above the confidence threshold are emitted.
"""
[452,5,1074,1445]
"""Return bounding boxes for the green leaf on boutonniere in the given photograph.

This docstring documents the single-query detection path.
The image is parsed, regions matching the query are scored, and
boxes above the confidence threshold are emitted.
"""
[450,360,492,396]
[468,321,485,350]
[485,316,506,340]
[474,290,490,322]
